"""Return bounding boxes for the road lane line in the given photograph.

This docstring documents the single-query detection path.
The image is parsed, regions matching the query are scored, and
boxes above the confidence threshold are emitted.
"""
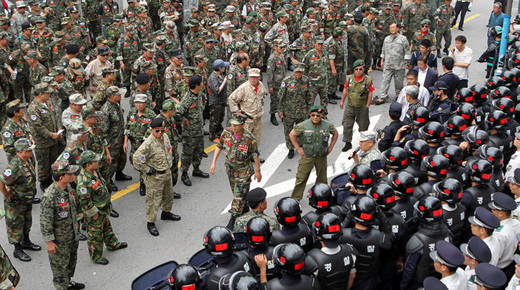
[450,14,480,30]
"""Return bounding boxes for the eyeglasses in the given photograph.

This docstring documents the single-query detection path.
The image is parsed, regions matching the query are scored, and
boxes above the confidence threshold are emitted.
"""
[310,113,322,117]
[154,129,165,133]
[354,68,364,71]
[421,25,429,27]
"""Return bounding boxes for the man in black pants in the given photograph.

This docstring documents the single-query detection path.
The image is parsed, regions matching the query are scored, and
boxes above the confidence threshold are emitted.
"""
[452,0,470,31]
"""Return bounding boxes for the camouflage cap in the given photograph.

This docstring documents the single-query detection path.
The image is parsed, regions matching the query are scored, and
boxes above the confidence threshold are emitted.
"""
[142,60,156,70]
[34,83,54,94]
[6,99,27,110]
[190,7,199,13]
[258,22,270,32]
[203,34,215,42]
[0,17,9,25]
[333,27,344,34]
[69,58,84,74]
[49,66,65,76]
[53,31,65,41]
[34,16,46,23]
[78,150,102,165]
[262,1,272,8]
[16,1,27,8]
[314,35,325,43]
[28,0,38,5]
[187,19,200,27]
[69,122,90,138]
[106,85,122,97]
[293,62,306,72]
[338,21,348,28]
[306,8,316,14]
[23,49,38,60]
[102,66,116,74]
[235,40,247,49]
[143,42,155,51]
[81,107,102,119]
[134,93,148,103]
[165,21,176,30]
[245,16,255,24]
[273,38,286,47]
[183,66,196,77]
[69,93,87,105]
[14,138,35,152]
[41,76,57,86]
[96,35,108,44]
[369,7,379,14]
[225,5,236,12]
[248,68,261,77]
[276,10,289,18]
[61,16,72,25]
[230,112,247,125]
[51,161,80,175]
[113,14,123,21]
[162,99,176,111]
[220,20,234,29]
[193,54,209,63]
[283,3,292,10]
[136,5,147,12]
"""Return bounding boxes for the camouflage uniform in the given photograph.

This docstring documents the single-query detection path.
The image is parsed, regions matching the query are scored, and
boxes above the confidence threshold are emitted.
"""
[375,11,396,67]
[27,97,63,183]
[403,1,429,42]
[233,210,281,232]
[177,89,205,174]
[2,118,32,162]
[362,16,377,68]
[411,29,436,51]
[435,2,454,53]
[379,33,410,101]
[117,34,140,90]
[82,0,101,37]
[259,11,275,27]
[326,35,345,96]
[347,23,370,74]
[217,127,259,216]
[195,45,220,73]
[98,0,119,33]
[185,26,207,64]
[290,34,313,62]
[40,181,79,290]
[266,49,287,115]
[76,166,120,263]
[84,125,111,182]
[0,238,20,289]
[49,43,66,68]
[98,99,126,183]
[125,107,155,166]
[207,71,227,140]
[28,60,48,90]
[302,48,329,111]
[133,133,175,223]
[6,47,32,102]
[32,27,54,65]
[10,11,29,37]
[105,22,124,51]
[91,79,111,110]
[264,22,290,47]
[61,108,83,143]
[278,73,312,150]
[248,30,265,68]
[135,17,154,44]
[358,145,381,167]
[55,141,86,166]
[0,155,37,244]
[45,2,67,31]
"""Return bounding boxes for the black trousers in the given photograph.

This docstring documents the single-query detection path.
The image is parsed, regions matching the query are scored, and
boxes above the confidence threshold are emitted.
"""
[453,1,470,28]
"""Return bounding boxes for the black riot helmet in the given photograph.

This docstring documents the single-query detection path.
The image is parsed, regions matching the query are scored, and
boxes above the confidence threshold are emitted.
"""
[445,115,468,137]
[218,271,259,290]
[455,87,475,103]
[486,76,505,90]
[273,197,302,226]
[437,145,464,167]
[314,213,343,240]
[418,121,445,143]
[245,217,272,247]
[471,84,489,105]
[308,183,334,209]
[273,243,306,274]
[489,86,512,100]
[367,183,396,210]
[203,226,235,257]
[413,196,443,223]
[466,159,493,183]
[502,70,517,87]
[348,164,375,190]
[382,147,409,170]
[432,178,464,204]
[475,145,504,170]
[462,126,489,149]
[492,97,516,116]
[422,154,449,179]
[486,110,508,129]
[351,196,378,226]
[387,171,416,197]
[508,34,519,46]
[410,106,430,126]
[510,68,520,81]
[512,53,520,68]
[456,103,476,124]
[405,139,430,162]
[168,264,201,290]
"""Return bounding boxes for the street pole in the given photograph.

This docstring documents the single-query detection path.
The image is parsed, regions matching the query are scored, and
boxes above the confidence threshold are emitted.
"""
[495,0,513,75]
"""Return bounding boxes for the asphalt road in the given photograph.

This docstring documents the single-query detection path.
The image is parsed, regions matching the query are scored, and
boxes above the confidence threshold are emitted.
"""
[0,2,496,288]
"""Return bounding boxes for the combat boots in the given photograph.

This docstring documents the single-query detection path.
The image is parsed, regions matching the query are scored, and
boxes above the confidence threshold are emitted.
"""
[226,215,237,230]
[270,114,279,126]
[20,235,41,251]
[181,172,192,186]
[14,243,31,261]
[140,182,146,196]
[115,171,132,181]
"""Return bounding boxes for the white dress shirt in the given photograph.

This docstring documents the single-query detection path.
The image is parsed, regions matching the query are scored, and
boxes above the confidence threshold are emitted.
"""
[496,218,520,269]
[450,46,473,80]
[484,234,504,266]
[441,268,468,290]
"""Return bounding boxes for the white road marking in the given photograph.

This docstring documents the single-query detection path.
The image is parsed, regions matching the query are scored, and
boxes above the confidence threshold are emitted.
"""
[221,114,382,214]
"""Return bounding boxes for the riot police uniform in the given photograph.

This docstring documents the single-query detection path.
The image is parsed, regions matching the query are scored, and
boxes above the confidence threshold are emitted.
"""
[271,197,314,253]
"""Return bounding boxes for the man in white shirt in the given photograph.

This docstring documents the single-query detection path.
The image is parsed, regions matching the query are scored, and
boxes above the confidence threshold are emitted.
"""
[506,254,520,290]
[506,168,520,220]
[461,236,493,290]
[469,207,503,266]
[506,135,520,181]
[449,35,473,88]
[396,70,430,120]
[431,240,468,290]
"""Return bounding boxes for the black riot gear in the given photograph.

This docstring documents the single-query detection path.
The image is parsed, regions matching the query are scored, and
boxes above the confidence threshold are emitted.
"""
[245,217,272,247]
[351,196,378,226]
[455,88,475,103]
[489,86,512,100]
[382,147,409,171]
[492,97,516,116]
[475,145,504,170]
[457,103,477,124]
[467,159,493,183]
[387,171,416,197]
[168,264,202,290]
[414,196,444,223]
[204,226,235,257]
[410,106,430,126]
[433,178,463,204]
[405,139,430,162]
[486,76,505,90]
[471,84,489,104]
[445,115,468,137]
[348,164,375,190]
[305,243,355,290]
[308,183,334,210]
[502,70,517,87]
[218,271,259,290]
[462,126,489,149]
[437,145,464,167]
[315,213,343,240]
[422,154,449,179]
[273,243,306,274]
[273,197,302,227]
[418,122,445,143]
[368,183,396,210]
[486,110,508,129]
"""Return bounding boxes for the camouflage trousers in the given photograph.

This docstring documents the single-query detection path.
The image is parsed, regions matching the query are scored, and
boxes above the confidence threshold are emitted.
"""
[144,170,174,223]
[4,199,33,244]
[0,243,20,288]
[342,104,370,143]
[244,118,262,145]
[121,65,133,90]
[106,146,127,182]
[130,140,145,182]
[209,104,226,140]
[171,150,179,187]
[328,65,344,96]
[86,213,119,263]
[11,75,32,103]
[226,164,252,216]
[48,240,78,290]
[282,113,306,150]
[0,102,5,145]
[309,81,328,113]
[436,27,452,51]
[35,143,64,182]
[181,136,204,173]
[291,155,328,200]
[379,68,405,101]
[269,87,280,115]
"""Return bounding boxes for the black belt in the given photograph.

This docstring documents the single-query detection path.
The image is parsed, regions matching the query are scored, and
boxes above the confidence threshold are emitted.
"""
[156,170,167,174]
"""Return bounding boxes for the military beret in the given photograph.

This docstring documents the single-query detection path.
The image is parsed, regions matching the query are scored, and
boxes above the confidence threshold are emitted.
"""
[65,44,79,54]
[136,73,150,85]
[246,188,267,203]
[150,118,166,128]
[353,59,364,68]
[310,105,325,113]
[420,19,431,25]
[188,74,202,86]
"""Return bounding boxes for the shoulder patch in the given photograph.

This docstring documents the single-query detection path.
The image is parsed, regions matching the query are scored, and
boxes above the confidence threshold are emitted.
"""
[3,132,10,138]
[228,74,233,79]
[31,115,37,120]
[63,152,70,159]
[281,81,285,87]
[140,155,146,161]
[4,169,11,176]
[80,187,87,194]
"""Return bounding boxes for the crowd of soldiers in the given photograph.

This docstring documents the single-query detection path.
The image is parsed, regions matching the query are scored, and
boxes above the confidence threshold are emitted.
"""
[0,0,518,288]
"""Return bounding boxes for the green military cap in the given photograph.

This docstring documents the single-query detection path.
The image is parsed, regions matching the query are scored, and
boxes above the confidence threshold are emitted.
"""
[61,16,72,25]
[203,34,215,42]
[235,40,247,49]
[34,83,54,94]
[81,107,102,119]
[34,16,46,23]
[300,24,311,32]
[53,31,65,41]
[324,28,332,34]
[392,0,401,6]
[276,10,289,18]
[314,36,324,44]
[14,138,35,152]
[126,25,136,33]
[155,34,167,44]
[245,16,255,24]
[134,93,148,103]
[383,3,392,9]
[41,76,57,86]
[69,58,84,74]
[6,99,27,110]
[420,19,431,25]
[136,6,147,12]
[23,49,38,60]
[69,93,87,105]
[309,105,325,113]
[0,16,9,25]
[258,22,270,32]
[96,35,108,44]
[293,62,306,72]
[333,27,344,34]
[338,21,348,28]
[49,66,65,76]
[27,0,38,5]
[106,85,122,97]
[353,59,364,68]
[230,112,247,125]
[78,150,102,165]
[51,161,80,175]
[190,6,199,13]
[183,66,196,77]
[143,42,155,51]
[164,21,176,30]
[248,11,258,17]
[273,38,286,47]
[142,60,156,70]
[113,14,123,21]
[306,8,316,14]
[187,18,200,27]
[193,54,209,63]
[162,99,176,111]
[69,122,90,139]
[208,3,216,9]
[102,66,116,74]
[283,4,292,10]
[369,7,379,14]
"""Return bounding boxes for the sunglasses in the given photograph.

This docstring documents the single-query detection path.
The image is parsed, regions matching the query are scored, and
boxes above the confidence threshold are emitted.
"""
[421,25,430,27]
[155,129,165,133]
[310,113,322,117]
[354,68,364,71]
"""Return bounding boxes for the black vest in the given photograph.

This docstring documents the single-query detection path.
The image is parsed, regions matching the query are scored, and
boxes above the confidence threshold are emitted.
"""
[271,224,313,253]
[405,162,429,185]
[305,245,354,290]
[206,252,254,290]
[413,180,436,200]
[442,137,464,147]
[340,228,381,279]
[442,204,466,246]
[391,196,419,233]
[462,184,494,214]
[267,274,320,290]
[447,167,469,188]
